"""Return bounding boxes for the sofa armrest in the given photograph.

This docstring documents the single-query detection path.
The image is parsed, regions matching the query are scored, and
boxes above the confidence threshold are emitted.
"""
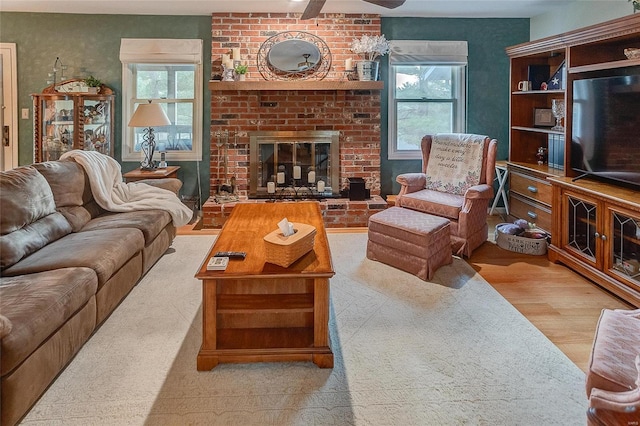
[396,173,426,196]
[589,386,640,413]
[464,184,493,200]
[589,354,640,417]
[134,178,182,195]
[613,308,640,319]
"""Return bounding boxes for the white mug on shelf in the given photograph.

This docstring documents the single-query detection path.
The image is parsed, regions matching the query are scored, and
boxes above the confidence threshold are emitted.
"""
[517,80,532,91]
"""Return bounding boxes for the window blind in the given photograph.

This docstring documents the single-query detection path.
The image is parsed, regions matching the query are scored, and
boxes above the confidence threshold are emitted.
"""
[119,39,202,64]
[389,40,468,66]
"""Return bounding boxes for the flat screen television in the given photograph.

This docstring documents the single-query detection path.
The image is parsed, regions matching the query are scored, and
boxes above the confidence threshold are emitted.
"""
[571,74,640,189]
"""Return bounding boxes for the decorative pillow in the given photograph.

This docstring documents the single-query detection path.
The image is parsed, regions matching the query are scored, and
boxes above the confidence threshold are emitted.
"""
[424,133,486,195]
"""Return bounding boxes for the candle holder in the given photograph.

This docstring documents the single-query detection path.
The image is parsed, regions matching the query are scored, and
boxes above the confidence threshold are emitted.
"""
[344,70,357,81]
[265,178,326,202]
[222,65,235,82]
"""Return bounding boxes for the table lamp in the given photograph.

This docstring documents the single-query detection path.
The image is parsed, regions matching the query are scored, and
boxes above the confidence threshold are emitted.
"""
[128,100,170,170]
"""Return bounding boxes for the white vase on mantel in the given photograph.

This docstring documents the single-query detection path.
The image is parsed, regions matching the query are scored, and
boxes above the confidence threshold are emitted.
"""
[356,61,379,81]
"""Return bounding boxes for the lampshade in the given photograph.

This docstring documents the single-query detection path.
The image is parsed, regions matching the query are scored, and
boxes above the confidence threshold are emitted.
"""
[128,101,171,127]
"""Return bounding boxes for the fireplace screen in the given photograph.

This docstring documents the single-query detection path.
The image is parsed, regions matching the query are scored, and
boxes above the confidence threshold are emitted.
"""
[249,131,339,198]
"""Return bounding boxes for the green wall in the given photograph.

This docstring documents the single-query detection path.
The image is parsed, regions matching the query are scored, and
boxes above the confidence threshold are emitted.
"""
[1,12,528,201]
[0,12,212,201]
[380,18,529,196]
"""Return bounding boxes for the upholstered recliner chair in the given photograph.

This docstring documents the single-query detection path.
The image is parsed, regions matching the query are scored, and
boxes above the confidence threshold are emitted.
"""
[395,133,498,257]
[586,308,640,425]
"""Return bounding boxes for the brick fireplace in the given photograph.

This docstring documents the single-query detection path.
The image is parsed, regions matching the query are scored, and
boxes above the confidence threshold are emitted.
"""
[203,13,386,228]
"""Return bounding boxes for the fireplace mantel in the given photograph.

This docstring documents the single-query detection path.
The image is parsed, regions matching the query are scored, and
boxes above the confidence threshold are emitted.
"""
[209,80,384,91]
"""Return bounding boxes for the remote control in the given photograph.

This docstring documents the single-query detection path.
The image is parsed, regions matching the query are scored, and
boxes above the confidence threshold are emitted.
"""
[214,251,246,259]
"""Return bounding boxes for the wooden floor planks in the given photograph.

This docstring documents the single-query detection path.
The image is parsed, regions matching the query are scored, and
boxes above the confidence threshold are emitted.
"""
[468,215,632,372]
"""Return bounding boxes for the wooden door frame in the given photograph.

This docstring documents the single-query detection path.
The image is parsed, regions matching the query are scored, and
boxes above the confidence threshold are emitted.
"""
[0,43,18,170]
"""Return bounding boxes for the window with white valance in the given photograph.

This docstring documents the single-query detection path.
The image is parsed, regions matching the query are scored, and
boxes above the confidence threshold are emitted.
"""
[120,38,203,162]
[388,40,468,160]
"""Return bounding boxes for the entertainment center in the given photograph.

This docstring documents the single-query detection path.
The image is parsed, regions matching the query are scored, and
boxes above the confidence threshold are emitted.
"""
[505,14,640,306]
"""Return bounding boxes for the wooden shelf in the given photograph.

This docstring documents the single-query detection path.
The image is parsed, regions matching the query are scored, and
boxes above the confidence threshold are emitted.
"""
[507,161,566,177]
[217,293,314,313]
[216,327,314,350]
[570,58,640,74]
[208,80,384,91]
[548,176,640,209]
[511,90,564,95]
[512,126,564,135]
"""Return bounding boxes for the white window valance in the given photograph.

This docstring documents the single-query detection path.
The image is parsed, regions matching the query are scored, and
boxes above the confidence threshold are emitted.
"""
[119,38,202,64]
[389,40,468,66]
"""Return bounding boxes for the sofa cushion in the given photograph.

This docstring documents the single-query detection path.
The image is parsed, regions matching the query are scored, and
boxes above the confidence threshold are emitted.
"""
[0,314,12,339]
[0,267,98,375]
[424,133,486,195]
[586,309,640,395]
[397,189,463,220]
[32,160,103,232]
[0,166,72,270]
[2,228,144,286]
[80,209,172,244]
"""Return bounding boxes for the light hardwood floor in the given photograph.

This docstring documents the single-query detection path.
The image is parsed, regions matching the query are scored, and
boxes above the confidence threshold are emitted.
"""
[177,214,632,373]
[468,215,631,373]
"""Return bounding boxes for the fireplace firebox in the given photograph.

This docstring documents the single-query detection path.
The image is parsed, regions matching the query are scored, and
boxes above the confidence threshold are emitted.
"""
[249,131,340,198]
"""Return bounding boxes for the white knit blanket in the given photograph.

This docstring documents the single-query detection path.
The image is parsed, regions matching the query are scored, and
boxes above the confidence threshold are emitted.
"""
[60,150,192,227]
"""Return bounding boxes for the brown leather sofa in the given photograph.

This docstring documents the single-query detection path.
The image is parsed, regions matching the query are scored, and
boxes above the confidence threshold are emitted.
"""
[0,160,182,426]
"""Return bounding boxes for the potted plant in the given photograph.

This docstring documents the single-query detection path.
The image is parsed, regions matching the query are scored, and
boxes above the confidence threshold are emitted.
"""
[84,75,102,94]
[233,64,248,81]
[350,34,390,81]
[630,0,640,12]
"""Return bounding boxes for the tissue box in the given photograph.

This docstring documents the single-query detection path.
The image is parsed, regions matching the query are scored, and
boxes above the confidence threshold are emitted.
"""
[264,223,316,267]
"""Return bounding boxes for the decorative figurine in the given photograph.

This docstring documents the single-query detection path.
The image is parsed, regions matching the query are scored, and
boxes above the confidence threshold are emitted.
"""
[536,146,547,165]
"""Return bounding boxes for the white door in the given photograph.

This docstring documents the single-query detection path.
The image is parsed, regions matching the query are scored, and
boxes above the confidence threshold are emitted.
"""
[0,43,18,171]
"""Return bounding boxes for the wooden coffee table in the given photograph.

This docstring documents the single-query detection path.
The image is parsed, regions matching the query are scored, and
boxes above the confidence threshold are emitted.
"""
[194,201,334,370]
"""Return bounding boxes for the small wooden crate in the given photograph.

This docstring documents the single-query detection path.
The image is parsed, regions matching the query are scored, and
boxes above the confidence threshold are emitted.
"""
[495,223,548,256]
[263,223,317,267]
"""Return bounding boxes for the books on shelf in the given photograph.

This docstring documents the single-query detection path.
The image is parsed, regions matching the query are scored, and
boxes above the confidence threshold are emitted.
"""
[207,256,229,271]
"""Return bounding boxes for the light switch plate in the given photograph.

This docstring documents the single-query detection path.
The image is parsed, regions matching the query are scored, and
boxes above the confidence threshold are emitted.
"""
[21,108,29,119]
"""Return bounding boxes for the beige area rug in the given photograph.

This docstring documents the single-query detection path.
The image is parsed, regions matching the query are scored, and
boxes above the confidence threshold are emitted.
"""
[22,234,587,425]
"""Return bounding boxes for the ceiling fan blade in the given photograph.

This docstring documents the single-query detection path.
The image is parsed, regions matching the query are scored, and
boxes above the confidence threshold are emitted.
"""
[301,0,326,19]
[363,0,406,9]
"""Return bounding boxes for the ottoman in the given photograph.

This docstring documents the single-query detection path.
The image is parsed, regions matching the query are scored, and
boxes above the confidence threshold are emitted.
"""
[367,207,452,281]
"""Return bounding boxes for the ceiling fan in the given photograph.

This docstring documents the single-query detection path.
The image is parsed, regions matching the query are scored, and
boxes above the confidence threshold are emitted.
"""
[301,0,406,20]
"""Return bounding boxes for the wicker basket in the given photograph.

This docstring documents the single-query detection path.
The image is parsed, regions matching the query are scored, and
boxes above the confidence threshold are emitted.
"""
[494,223,548,256]
[264,223,317,267]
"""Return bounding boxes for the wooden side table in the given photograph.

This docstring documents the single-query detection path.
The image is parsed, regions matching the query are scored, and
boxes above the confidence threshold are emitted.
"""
[123,166,180,183]
[490,160,509,216]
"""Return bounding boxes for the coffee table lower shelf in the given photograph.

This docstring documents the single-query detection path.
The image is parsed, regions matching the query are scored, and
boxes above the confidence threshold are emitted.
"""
[198,327,333,369]
[218,327,313,349]
[196,276,334,371]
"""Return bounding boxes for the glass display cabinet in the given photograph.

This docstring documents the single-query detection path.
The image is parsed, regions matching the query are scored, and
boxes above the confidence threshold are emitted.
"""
[550,176,640,306]
[563,190,640,288]
[32,78,115,162]
[609,209,640,285]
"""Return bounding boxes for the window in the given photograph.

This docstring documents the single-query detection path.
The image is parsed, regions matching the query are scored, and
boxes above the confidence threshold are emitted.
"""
[120,39,203,162]
[388,41,467,160]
